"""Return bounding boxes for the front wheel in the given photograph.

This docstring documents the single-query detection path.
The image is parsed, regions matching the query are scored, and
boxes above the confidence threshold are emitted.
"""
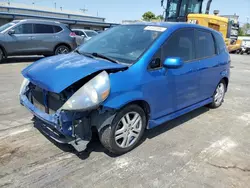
[54,45,70,55]
[208,80,226,109]
[99,104,147,155]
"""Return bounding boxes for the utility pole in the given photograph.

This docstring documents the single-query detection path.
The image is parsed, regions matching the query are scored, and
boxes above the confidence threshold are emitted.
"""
[54,2,56,10]
[80,6,88,13]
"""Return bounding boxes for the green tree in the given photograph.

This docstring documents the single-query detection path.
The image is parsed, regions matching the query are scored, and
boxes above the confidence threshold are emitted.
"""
[142,11,156,21]
[156,15,164,21]
[239,27,245,36]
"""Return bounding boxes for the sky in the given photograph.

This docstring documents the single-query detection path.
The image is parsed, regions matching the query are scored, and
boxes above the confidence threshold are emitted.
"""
[6,0,250,24]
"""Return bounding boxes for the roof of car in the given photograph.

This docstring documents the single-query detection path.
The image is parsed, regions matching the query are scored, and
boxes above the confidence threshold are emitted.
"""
[124,22,220,34]
[13,19,62,25]
[72,29,97,32]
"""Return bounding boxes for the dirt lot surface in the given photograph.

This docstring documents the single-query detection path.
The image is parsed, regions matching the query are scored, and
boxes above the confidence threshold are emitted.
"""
[0,55,249,188]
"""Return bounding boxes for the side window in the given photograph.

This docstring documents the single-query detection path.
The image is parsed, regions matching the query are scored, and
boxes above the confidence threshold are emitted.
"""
[148,49,162,70]
[13,24,33,34]
[162,29,195,62]
[195,30,216,59]
[54,26,62,33]
[33,24,54,34]
[213,32,227,54]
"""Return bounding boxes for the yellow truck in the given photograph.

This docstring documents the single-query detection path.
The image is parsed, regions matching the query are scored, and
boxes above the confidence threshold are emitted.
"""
[162,0,242,53]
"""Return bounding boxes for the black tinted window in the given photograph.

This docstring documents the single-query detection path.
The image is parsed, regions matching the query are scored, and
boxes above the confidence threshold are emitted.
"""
[13,24,33,34]
[195,30,216,59]
[162,29,195,62]
[54,26,62,33]
[214,32,227,54]
[73,31,79,35]
[34,24,54,34]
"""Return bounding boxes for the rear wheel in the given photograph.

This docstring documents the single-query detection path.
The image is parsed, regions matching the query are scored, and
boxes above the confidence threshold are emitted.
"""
[208,80,226,109]
[54,45,70,55]
[99,104,147,155]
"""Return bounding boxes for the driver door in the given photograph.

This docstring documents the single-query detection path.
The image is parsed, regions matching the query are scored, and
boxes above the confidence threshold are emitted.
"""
[5,23,35,55]
[146,28,201,119]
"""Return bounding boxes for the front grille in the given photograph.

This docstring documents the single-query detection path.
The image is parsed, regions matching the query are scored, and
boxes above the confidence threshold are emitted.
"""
[31,86,65,114]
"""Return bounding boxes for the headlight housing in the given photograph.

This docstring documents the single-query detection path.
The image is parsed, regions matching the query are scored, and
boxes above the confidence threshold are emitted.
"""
[61,71,110,111]
[19,78,30,95]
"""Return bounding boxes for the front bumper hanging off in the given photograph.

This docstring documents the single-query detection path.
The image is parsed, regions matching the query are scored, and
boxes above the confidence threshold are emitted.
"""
[20,93,91,152]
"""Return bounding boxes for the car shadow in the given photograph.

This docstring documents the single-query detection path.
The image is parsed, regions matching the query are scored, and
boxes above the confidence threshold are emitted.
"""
[1,56,44,64]
[33,106,209,160]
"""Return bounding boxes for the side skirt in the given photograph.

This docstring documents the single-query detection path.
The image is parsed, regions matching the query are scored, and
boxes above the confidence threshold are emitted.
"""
[148,98,213,129]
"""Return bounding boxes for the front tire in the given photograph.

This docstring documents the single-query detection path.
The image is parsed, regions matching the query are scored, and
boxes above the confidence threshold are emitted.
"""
[99,104,147,155]
[208,80,226,109]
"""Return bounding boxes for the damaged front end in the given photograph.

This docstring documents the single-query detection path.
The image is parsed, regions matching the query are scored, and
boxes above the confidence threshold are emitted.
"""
[19,71,115,152]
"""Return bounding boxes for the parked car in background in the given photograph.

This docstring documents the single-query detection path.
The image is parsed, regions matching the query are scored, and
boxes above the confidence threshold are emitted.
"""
[239,39,250,55]
[20,23,230,155]
[0,19,77,63]
[96,30,104,34]
[72,29,98,45]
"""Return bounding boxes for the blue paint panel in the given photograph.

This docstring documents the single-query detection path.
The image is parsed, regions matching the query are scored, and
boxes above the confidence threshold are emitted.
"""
[148,98,213,129]
[22,53,127,93]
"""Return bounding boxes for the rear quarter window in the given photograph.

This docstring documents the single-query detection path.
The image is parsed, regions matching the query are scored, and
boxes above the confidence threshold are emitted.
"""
[213,32,227,54]
[54,26,62,33]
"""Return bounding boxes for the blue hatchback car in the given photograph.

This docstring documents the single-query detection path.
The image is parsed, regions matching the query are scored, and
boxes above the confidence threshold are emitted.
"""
[20,22,230,154]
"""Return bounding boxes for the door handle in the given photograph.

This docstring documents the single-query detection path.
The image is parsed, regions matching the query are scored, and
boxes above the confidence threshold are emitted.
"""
[28,36,35,40]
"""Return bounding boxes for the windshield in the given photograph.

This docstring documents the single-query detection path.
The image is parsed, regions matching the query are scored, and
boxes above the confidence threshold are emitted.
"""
[187,0,202,14]
[78,25,164,64]
[0,22,16,33]
[85,31,98,37]
[166,0,179,18]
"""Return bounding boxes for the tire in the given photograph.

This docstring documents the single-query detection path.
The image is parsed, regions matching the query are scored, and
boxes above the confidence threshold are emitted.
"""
[0,48,3,63]
[99,104,147,155]
[54,45,70,55]
[208,80,226,109]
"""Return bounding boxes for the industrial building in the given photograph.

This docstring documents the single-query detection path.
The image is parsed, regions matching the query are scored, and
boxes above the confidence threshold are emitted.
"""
[0,2,118,30]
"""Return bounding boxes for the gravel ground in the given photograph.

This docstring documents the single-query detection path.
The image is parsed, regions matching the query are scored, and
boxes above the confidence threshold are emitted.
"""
[0,55,249,188]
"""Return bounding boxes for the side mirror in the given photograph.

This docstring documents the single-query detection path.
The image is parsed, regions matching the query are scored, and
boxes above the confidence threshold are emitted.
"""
[163,57,183,69]
[8,29,15,35]
[81,35,86,38]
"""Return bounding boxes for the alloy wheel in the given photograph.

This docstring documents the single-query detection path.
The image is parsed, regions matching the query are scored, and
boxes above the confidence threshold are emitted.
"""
[114,112,142,148]
[56,46,69,55]
[214,83,225,106]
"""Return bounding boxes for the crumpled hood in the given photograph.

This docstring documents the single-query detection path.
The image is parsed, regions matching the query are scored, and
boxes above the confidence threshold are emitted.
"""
[22,53,127,93]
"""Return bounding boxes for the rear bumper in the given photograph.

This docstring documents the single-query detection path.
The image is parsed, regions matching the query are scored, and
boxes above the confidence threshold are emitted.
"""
[20,93,90,152]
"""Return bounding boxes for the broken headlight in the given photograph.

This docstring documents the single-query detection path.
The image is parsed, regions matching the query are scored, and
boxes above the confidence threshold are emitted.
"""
[19,78,30,95]
[61,71,110,111]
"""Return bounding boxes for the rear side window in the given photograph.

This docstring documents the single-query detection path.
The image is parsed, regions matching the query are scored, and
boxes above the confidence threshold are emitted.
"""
[162,29,195,62]
[13,24,33,34]
[213,32,227,54]
[195,30,216,59]
[33,24,54,34]
[54,26,62,33]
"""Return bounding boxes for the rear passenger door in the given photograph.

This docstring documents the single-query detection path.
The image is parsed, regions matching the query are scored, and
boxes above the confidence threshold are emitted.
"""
[32,24,56,54]
[195,29,221,100]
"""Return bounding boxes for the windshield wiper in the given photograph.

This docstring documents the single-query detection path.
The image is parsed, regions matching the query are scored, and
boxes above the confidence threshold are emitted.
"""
[74,49,94,58]
[91,52,119,64]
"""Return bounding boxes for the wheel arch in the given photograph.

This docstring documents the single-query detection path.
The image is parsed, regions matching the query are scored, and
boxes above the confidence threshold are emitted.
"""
[221,77,229,91]
[0,44,7,57]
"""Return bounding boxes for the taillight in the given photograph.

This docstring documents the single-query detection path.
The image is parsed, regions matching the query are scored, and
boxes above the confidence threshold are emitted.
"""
[70,32,76,37]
